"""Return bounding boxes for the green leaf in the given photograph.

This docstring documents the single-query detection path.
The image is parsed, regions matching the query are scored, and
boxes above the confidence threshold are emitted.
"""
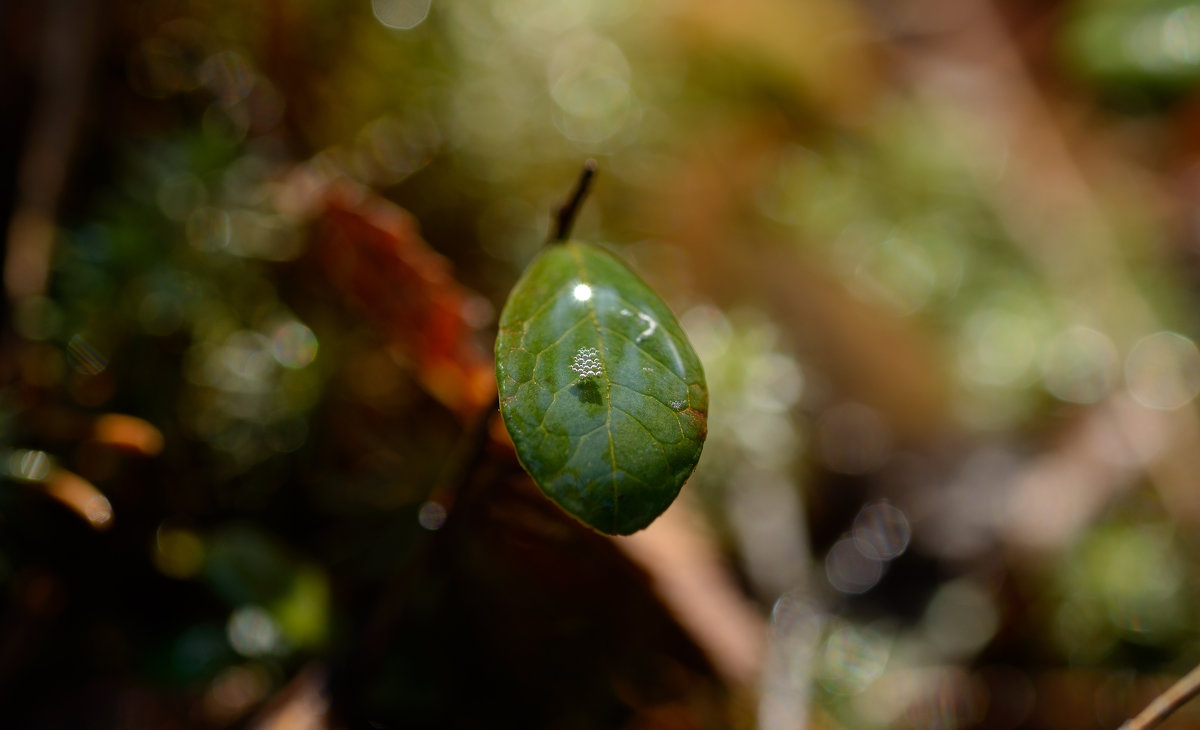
[495,241,708,535]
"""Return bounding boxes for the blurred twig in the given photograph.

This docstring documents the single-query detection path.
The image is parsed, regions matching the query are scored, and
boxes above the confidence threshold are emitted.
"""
[4,0,98,303]
[615,497,765,688]
[1120,663,1200,730]
[892,0,1200,528]
[349,160,603,681]
[251,664,333,730]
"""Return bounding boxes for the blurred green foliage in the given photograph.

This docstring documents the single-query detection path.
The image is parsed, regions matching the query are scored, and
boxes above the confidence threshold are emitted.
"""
[6,0,1200,728]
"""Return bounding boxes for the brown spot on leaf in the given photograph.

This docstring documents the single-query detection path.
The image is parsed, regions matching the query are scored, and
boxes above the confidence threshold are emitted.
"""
[681,408,707,440]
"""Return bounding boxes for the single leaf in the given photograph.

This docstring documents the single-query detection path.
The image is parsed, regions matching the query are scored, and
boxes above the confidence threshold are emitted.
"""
[495,241,708,535]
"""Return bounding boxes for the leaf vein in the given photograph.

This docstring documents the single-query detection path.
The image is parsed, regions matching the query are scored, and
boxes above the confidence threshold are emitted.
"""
[533,315,590,356]
[611,402,672,468]
[570,245,619,531]
[598,326,689,387]
[519,282,574,337]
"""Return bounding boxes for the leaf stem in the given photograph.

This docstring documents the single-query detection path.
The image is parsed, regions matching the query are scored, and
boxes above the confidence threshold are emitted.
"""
[550,159,598,244]
[1120,662,1200,730]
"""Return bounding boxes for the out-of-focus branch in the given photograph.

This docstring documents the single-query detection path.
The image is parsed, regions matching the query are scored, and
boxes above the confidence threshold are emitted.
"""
[4,0,98,302]
[250,664,333,730]
[1120,662,1200,730]
[616,497,765,688]
[884,0,1200,528]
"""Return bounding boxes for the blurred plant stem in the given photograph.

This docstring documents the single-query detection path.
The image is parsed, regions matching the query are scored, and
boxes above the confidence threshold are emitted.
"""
[357,160,601,663]
[4,0,97,303]
[1121,662,1200,730]
[897,0,1200,529]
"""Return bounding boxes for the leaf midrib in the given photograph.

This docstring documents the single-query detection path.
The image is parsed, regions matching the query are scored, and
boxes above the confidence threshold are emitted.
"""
[568,244,619,531]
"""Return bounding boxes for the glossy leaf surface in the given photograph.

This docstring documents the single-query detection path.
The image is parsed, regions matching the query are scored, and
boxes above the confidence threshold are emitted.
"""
[496,241,707,535]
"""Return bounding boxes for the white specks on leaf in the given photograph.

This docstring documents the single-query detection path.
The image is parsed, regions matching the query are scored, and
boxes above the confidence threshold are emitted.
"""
[669,400,684,411]
[571,347,604,379]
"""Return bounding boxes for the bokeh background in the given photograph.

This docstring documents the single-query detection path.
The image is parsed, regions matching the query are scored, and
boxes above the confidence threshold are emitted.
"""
[5,0,1200,727]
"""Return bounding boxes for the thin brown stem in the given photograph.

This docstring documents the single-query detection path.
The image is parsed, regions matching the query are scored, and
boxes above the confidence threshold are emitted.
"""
[1120,663,1200,730]
[549,159,598,243]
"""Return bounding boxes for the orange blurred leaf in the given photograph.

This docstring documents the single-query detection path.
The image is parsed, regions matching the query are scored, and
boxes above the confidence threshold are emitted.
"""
[42,468,113,530]
[309,181,494,419]
[92,414,164,456]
